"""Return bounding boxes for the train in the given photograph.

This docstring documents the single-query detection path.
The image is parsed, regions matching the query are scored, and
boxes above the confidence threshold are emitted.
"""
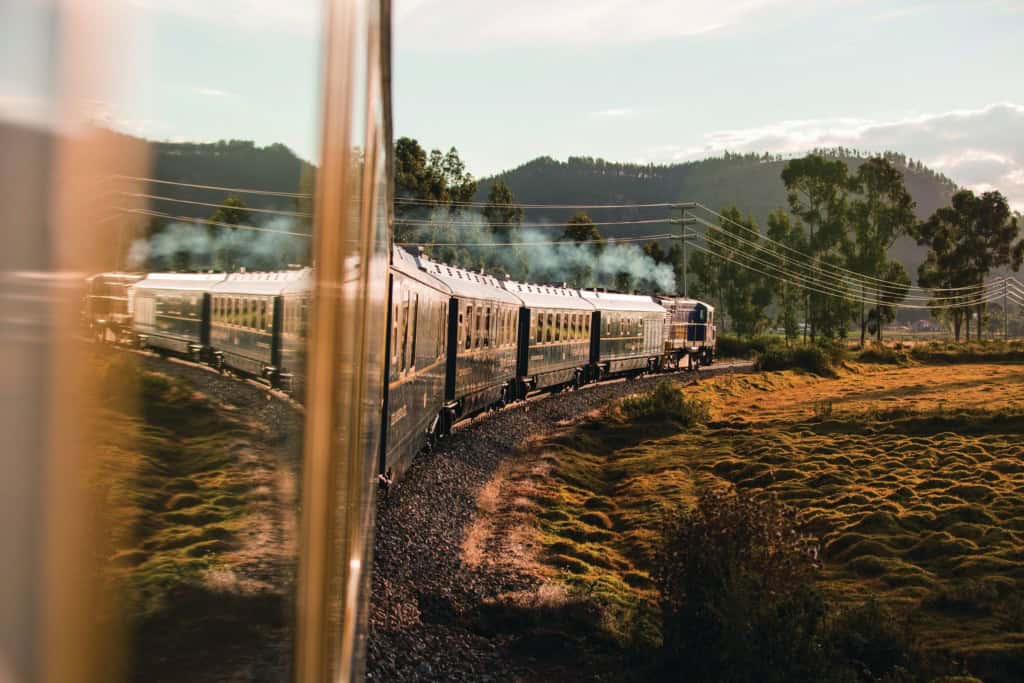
[83,246,716,480]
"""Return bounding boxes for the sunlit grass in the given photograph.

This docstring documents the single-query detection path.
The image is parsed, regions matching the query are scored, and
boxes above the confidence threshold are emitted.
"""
[500,362,1024,680]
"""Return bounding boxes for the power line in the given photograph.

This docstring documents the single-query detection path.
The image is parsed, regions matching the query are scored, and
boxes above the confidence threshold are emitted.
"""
[684,238,1007,311]
[690,216,992,304]
[114,175,311,198]
[120,207,313,238]
[395,197,675,210]
[692,229,1001,308]
[396,233,675,248]
[693,203,989,293]
[395,217,673,229]
[122,192,312,218]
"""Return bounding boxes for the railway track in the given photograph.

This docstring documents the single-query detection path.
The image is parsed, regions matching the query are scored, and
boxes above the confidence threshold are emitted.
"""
[368,358,753,682]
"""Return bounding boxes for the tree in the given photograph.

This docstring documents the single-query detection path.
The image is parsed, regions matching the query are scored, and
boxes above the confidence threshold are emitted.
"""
[393,137,477,247]
[766,210,806,344]
[691,207,772,337]
[913,189,1021,341]
[209,195,251,271]
[481,180,527,278]
[561,212,603,287]
[781,155,854,341]
[845,157,917,346]
[561,211,604,246]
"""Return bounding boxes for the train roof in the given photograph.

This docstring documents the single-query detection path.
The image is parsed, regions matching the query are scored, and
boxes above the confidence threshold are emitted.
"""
[416,253,520,304]
[656,296,715,313]
[578,290,665,313]
[392,246,452,294]
[210,268,312,295]
[133,272,228,292]
[501,280,595,311]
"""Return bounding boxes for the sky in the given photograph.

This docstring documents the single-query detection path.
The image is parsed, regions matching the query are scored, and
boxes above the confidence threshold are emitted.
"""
[393,0,1024,209]
[1,0,1021,209]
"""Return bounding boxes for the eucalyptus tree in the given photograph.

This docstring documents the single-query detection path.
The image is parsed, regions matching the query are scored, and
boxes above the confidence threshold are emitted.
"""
[914,189,1021,341]
[766,210,806,344]
[781,155,855,341]
[845,157,917,346]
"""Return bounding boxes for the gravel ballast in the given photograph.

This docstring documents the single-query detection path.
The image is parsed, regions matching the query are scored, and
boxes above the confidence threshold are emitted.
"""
[367,362,751,682]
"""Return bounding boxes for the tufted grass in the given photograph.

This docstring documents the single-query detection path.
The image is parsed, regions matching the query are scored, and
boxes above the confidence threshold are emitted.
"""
[507,362,1024,681]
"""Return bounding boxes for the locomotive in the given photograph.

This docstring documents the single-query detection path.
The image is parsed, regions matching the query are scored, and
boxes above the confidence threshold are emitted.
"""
[84,246,716,480]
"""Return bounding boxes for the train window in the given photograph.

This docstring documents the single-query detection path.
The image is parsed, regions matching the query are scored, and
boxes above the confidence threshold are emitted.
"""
[546,312,554,342]
[535,311,543,344]
[409,295,418,369]
[258,300,266,331]
[392,304,400,368]
[400,296,410,373]
[474,306,482,349]
[554,313,561,342]
[464,305,473,350]
[483,307,490,348]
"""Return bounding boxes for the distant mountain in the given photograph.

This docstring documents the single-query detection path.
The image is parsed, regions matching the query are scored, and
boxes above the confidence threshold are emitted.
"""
[475,151,959,280]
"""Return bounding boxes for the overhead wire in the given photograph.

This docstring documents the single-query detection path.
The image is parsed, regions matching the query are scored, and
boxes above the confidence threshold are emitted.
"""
[690,229,1004,309]
[119,207,313,238]
[692,203,989,293]
[122,192,312,218]
[113,175,311,198]
[683,238,1008,310]
[395,217,673,229]
[395,234,676,248]
[689,216,995,304]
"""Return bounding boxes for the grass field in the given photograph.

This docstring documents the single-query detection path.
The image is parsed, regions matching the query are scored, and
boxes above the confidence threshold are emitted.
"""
[481,361,1024,681]
[94,358,300,681]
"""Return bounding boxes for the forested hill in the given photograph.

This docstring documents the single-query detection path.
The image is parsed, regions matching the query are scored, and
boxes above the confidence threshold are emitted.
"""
[475,151,959,276]
[138,138,314,220]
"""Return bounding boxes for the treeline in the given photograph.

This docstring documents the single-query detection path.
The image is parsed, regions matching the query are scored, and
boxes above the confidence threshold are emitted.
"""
[672,154,1024,344]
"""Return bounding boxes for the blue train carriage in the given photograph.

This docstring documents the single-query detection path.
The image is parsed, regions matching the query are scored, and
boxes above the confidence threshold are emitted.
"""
[580,290,668,379]
[381,247,452,477]
[656,296,717,367]
[418,254,521,426]
[502,280,595,395]
[132,273,227,360]
[208,268,311,391]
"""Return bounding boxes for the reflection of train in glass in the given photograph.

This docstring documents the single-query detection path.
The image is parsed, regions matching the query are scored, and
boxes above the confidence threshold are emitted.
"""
[83,247,716,478]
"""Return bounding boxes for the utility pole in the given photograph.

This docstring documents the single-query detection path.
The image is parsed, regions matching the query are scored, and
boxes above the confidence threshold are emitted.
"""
[669,202,697,298]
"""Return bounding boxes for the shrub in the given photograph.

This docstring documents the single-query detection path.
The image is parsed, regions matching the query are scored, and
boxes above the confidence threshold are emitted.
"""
[857,343,911,365]
[826,599,916,681]
[910,341,1024,364]
[716,335,776,359]
[654,488,831,682]
[755,343,837,377]
[620,381,709,426]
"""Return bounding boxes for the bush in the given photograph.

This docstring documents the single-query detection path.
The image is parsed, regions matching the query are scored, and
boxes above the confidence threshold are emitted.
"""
[857,343,911,365]
[754,343,838,377]
[910,340,1024,364]
[716,335,777,359]
[620,381,709,426]
[655,488,832,682]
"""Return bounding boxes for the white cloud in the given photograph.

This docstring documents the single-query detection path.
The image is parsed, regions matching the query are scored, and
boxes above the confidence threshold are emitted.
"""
[192,86,231,98]
[649,103,1024,211]
[395,0,818,51]
[590,107,645,118]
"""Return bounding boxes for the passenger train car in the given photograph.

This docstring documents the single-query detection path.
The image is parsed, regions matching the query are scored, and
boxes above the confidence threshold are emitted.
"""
[581,290,667,379]
[83,247,717,480]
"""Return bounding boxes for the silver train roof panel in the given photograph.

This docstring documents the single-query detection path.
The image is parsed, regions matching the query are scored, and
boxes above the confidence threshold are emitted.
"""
[655,296,715,314]
[392,246,452,294]
[417,253,520,304]
[133,272,228,292]
[210,268,312,295]
[579,290,665,313]
[501,280,595,311]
